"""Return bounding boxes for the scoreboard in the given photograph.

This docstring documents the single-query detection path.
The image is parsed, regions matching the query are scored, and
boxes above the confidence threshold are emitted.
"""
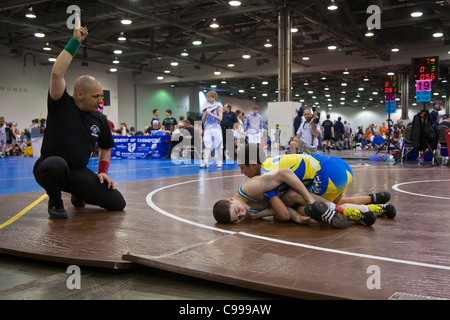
[411,56,439,81]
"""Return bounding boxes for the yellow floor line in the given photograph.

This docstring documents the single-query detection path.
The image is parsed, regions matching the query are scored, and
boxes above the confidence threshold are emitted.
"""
[0,193,48,229]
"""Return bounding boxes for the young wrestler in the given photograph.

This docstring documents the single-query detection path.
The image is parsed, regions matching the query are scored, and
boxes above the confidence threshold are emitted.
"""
[213,167,352,228]
[236,144,396,219]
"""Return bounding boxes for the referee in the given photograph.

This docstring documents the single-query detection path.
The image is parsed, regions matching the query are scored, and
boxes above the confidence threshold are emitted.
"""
[33,24,126,219]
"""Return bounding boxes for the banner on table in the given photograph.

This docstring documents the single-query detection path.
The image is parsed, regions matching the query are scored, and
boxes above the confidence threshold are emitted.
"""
[111,135,170,159]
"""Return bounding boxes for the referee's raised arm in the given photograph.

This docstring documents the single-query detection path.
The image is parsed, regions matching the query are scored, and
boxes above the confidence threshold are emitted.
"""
[49,25,88,101]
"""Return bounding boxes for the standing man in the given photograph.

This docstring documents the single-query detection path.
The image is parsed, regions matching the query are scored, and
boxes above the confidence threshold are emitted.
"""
[290,109,320,154]
[33,24,126,219]
[321,114,334,153]
[220,103,238,160]
[162,109,177,134]
[334,116,345,150]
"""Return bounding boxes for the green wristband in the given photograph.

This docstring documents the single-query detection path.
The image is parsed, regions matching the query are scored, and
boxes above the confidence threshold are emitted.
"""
[64,38,81,57]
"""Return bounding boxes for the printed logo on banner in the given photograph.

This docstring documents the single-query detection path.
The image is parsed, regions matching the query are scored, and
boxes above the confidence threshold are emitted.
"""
[128,142,136,153]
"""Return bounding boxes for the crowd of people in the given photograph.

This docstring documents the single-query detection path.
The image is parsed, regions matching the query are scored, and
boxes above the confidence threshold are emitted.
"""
[0,116,45,157]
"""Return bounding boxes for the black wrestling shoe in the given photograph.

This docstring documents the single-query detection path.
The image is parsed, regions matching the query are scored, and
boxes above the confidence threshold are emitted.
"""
[71,194,86,208]
[369,192,391,204]
[307,201,348,229]
[48,198,68,219]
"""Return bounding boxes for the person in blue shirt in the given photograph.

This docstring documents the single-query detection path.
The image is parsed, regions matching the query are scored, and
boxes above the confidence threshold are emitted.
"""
[371,131,385,149]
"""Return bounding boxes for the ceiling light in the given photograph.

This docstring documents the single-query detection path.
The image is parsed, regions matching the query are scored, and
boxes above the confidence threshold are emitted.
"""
[181,49,189,56]
[210,18,219,28]
[170,60,179,66]
[302,56,310,60]
[157,75,164,80]
[110,68,118,72]
[411,11,423,18]
[391,47,399,52]
[433,31,443,38]
[113,49,122,54]
[26,7,36,19]
[327,0,338,10]
[48,57,56,62]
[264,39,272,48]
[328,44,337,50]
[118,32,126,41]
[43,43,51,51]
[291,27,299,33]
[192,38,202,45]
[113,58,120,64]
[214,69,221,75]
[34,32,45,38]
[121,19,132,25]
[227,63,235,67]
[365,30,374,37]
[242,52,251,59]
[229,1,241,6]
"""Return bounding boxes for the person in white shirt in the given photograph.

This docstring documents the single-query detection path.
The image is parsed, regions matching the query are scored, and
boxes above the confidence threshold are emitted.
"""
[244,105,263,144]
[290,109,320,154]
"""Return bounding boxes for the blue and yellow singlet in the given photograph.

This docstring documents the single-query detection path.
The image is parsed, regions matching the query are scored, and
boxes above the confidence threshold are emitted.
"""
[260,153,353,201]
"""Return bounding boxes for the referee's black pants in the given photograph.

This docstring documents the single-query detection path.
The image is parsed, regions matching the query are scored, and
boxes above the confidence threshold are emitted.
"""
[33,156,126,211]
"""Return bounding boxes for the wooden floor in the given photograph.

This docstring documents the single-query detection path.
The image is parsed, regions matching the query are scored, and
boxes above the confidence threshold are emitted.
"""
[0,150,449,300]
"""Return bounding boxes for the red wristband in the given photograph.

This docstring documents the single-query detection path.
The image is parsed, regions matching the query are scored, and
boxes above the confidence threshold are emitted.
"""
[98,161,109,174]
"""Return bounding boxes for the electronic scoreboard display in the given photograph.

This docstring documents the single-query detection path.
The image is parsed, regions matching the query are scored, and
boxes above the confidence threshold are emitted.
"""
[411,56,439,81]
[381,74,397,94]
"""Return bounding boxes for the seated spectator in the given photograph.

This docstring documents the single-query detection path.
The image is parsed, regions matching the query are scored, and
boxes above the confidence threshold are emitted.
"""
[372,131,385,149]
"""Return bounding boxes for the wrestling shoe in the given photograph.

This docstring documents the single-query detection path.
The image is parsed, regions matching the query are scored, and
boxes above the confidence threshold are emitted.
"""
[343,208,376,226]
[368,204,396,219]
[71,194,86,208]
[369,192,391,204]
[199,163,209,168]
[307,201,348,229]
[48,198,68,219]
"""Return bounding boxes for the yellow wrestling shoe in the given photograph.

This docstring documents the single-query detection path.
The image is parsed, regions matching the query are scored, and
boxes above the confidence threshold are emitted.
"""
[343,208,376,226]
[368,204,396,219]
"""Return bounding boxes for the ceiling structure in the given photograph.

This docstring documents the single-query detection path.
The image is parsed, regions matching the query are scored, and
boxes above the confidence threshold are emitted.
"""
[1,0,449,110]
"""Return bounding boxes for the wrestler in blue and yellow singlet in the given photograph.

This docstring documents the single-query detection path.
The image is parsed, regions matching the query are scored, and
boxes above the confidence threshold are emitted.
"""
[260,153,353,202]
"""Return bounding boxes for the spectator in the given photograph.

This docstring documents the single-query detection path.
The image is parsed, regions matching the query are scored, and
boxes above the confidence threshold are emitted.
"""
[344,121,351,149]
[333,117,345,150]
[379,122,388,137]
[293,106,305,137]
[290,109,320,154]
[234,110,245,155]
[372,131,385,149]
[151,109,160,126]
[161,109,177,134]
[221,103,239,160]
[440,114,450,129]
[200,91,223,168]
[244,105,264,144]
[321,114,334,153]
